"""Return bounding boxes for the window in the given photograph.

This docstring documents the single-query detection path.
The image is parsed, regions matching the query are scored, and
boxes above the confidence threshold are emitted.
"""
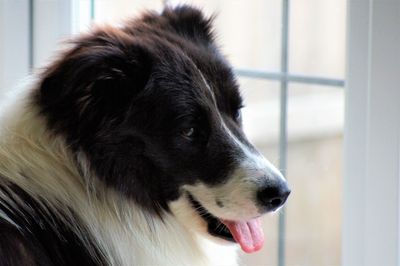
[0,1,347,265]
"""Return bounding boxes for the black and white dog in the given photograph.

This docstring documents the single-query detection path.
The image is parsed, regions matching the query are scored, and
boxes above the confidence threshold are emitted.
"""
[0,6,290,266]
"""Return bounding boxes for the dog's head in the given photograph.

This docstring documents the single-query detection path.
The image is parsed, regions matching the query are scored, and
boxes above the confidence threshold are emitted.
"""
[35,6,290,253]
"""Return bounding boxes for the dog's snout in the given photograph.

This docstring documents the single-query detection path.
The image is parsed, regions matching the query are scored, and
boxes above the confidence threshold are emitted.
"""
[257,180,290,212]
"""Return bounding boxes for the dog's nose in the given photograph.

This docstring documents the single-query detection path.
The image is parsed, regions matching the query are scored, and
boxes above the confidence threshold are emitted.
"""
[257,180,291,212]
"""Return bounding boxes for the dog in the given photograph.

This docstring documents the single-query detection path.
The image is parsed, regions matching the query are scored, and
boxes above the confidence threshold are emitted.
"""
[0,6,290,266]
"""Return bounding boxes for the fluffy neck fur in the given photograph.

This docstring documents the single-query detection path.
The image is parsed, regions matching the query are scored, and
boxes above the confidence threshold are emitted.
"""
[0,85,238,266]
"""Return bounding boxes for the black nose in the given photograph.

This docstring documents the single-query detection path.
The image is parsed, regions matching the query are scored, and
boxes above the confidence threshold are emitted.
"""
[257,181,291,212]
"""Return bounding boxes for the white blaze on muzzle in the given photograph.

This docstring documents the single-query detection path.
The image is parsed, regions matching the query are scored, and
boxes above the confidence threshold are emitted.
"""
[220,118,285,184]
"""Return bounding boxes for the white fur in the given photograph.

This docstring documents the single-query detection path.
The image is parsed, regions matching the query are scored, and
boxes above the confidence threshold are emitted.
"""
[0,82,239,266]
[183,70,287,222]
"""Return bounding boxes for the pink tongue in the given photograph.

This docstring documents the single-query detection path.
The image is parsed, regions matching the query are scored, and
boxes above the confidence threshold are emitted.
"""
[222,217,264,253]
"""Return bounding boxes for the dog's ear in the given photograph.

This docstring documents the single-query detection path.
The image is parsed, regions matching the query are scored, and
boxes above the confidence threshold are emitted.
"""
[35,31,153,140]
[161,5,215,45]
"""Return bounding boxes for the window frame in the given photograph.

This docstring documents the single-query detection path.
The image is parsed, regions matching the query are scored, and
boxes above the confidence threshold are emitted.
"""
[344,1,400,265]
[0,0,30,90]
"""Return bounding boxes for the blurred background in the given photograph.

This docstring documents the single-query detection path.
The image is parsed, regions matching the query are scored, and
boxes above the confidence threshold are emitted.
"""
[0,0,346,265]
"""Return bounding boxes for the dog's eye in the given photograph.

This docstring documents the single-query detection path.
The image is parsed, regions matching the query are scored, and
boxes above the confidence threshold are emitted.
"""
[182,127,195,139]
[234,109,242,122]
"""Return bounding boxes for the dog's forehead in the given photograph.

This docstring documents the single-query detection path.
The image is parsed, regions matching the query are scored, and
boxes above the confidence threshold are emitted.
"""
[152,51,239,113]
[179,53,242,114]
[201,68,242,115]
[127,18,242,114]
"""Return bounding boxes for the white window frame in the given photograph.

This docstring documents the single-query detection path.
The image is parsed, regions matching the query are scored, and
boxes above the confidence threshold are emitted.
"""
[0,0,30,91]
[32,0,72,68]
[344,0,400,265]
[0,0,73,93]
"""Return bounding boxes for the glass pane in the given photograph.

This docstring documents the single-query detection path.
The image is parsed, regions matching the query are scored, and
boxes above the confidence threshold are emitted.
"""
[289,0,346,78]
[238,77,280,266]
[94,0,282,71]
[94,0,163,23]
[286,83,344,265]
[72,0,92,33]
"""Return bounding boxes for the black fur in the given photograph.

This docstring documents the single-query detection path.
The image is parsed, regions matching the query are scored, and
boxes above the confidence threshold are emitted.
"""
[34,6,246,215]
[0,183,105,266]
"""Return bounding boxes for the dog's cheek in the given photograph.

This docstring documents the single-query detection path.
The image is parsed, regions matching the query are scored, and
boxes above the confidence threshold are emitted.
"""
[85,136,181,214]
[169,195,208,233]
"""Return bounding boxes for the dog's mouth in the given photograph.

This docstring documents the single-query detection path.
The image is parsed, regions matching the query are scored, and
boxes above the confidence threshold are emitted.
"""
[188,193,264,253]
